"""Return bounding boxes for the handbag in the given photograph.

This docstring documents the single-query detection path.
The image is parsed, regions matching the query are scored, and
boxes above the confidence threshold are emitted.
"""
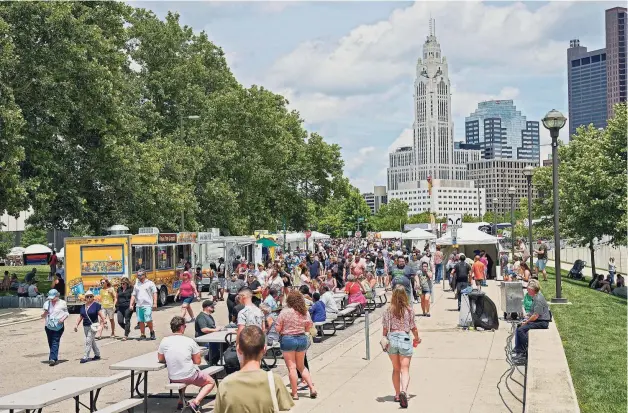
[267,371,279,413]
[84,304,100,333]
[379,310,390,352]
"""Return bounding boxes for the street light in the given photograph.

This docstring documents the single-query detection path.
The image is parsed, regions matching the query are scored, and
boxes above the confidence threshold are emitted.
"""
[542,109,567,303]
[492,197,499,236]
[508,186,516,262]
[179,114,201,231]
[523,166,535,270]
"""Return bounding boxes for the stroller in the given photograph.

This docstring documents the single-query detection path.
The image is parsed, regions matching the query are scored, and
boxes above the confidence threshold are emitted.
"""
[568,259,586,281]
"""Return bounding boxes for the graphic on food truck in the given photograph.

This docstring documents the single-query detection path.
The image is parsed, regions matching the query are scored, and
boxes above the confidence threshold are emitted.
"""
[80,245,125,276]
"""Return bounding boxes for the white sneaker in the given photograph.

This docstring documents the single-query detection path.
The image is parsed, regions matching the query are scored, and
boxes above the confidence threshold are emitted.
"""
[413,299,419,304]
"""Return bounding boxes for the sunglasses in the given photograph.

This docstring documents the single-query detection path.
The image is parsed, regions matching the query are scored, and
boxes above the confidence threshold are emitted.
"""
[85,295,94,299]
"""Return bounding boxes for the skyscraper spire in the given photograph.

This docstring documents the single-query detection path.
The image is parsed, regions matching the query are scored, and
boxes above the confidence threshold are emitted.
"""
[429,17,433,37]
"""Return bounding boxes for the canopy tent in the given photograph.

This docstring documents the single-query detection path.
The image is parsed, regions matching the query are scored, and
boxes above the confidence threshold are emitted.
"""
[404,228,437,241]
[256,238,279,248]
[23,244,53,255]
[310,231,330,240]
[377,231,403,239]
[57,247,65,259]
[7,247,25,257]
[435,224,500,279]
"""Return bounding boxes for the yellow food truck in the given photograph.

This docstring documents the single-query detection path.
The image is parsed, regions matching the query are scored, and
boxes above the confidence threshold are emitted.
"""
[64,232,197,310]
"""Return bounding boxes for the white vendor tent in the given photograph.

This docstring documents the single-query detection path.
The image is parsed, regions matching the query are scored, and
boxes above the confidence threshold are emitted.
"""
[57,247,65,259]
[310,231,330,240]
[23,244,53,255]
[404,228,437,241]
[377,231,403,239]
[7,247,25,257]
[436,224,500,278]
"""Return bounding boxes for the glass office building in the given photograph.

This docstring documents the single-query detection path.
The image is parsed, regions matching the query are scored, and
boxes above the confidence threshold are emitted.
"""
[464,100,540,161]
[567,39,608,137]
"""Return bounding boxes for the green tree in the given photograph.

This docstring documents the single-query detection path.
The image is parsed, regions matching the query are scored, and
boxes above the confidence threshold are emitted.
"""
[533,104,627,275]
[0,232,15,258]
[21,226,47,247]
[373,199,408,231]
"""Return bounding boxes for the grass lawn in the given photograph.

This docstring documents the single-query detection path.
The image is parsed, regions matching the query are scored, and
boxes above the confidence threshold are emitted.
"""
[0,265,53,297]
[543,268,627,413]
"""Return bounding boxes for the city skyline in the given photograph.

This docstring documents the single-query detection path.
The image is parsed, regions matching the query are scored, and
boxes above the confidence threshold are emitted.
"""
[134,1,621,192]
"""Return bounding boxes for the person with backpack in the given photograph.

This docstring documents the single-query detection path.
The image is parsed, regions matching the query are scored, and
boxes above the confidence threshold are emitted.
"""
[450,254,472,311]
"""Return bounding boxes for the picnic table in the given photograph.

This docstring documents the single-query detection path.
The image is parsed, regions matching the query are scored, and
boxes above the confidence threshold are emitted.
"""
[0,376,126,413]
[194,328,236,364]
[109,351,165,413]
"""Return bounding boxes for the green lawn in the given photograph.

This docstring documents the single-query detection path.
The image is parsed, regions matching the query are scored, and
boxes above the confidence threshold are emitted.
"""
[543,268,627,413]
[0,265,53,297]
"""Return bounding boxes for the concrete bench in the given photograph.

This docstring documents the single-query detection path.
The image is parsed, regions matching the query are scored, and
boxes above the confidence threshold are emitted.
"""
[524,324,580,413]
[313,319,337,341]
[335,306,356,329]
[94,398,143,413]
[166,365,225,402]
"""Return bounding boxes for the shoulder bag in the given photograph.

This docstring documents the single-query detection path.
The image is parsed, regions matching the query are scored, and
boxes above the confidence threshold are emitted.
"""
[379,310,390,352]
[84,304,100,333]
[266,371,280,413]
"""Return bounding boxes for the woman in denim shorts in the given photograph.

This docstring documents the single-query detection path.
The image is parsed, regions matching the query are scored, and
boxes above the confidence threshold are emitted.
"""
[382,286,421,409]
[276,291,318,400]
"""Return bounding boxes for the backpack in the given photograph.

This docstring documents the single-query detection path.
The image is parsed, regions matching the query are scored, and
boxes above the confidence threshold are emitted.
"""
[17,283,27,295]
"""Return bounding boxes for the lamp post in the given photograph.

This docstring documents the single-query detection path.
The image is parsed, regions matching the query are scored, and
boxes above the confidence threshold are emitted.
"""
[508,187,516,262]
[179,114,201,231]
[542,109,568,303]
[523,166,535,270]
[492,197,499,236]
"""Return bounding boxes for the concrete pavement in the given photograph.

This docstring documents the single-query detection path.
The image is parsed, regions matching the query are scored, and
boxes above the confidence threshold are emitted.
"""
[289,281,524,413]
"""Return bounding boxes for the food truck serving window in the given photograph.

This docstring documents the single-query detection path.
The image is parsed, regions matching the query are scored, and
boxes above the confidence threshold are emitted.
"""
[176,244,192,267]
[133,246,153,272]
[157,246,173,270]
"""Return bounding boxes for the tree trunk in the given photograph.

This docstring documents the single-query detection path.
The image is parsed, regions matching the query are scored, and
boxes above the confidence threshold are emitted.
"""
[589,240,596,278]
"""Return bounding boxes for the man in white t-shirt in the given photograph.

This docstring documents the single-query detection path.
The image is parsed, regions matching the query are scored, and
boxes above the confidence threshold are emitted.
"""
[158,316,215,412]
[236,289,265,339]
[256,263,267,285]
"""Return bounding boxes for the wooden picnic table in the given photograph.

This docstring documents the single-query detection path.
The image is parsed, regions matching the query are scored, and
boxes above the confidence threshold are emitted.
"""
[0,376,123,413]
[109,351,165,413]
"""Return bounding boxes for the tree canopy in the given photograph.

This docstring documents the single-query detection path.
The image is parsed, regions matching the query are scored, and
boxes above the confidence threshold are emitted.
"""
[0,3,345,236]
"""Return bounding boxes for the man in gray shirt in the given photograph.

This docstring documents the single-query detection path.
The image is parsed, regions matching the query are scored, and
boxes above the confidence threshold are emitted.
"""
[513,280,550,360]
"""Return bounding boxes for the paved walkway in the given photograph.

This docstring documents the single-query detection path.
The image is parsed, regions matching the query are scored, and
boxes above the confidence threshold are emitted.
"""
[288,281,524,413]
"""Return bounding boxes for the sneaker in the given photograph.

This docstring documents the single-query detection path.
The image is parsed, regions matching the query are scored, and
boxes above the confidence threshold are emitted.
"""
[134,324,141,330]
[399,391,408,408]
[150,331,156,340]
[139,335,146,341]
[187,401,201,413]
[80,358,90,364]
[49,360,57,367]
[92,355,101,361]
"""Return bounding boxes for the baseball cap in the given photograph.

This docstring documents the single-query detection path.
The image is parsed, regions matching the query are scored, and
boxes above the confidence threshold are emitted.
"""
[47,289,60,299]
[202,300,215,309]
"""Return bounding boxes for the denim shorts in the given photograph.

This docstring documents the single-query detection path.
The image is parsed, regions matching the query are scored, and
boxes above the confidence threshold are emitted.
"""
[376,268,385,276]
[181,296,194,304]
[280,334,310,352]
[536,259,547,271]
[387,331,413,357]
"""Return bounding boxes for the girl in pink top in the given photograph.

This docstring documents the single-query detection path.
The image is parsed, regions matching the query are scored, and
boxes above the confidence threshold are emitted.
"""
[345,274,367,307]
[175,271,198,322]
[276,291,317,400]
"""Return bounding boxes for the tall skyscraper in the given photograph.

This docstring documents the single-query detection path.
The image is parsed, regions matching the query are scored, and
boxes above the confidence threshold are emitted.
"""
[567,39,608,137]
[465,100,540,161]
[387,20,485,216]
[606,7,627,118]
[413,19,454,181]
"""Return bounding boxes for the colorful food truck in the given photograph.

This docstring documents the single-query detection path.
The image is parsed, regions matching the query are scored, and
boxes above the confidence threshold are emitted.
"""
[64,232,197,310]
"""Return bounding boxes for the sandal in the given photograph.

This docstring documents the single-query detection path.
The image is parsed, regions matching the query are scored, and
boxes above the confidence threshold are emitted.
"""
[310,391,318,399]
[292,394,299,401]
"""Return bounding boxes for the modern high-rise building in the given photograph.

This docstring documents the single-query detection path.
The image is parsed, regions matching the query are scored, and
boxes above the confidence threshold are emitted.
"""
[362,186,388,215]
[567,39,608,137]
[467,159,539,217]
[606,7,627,118]
[387,20,485,217]
[465,100,540,161]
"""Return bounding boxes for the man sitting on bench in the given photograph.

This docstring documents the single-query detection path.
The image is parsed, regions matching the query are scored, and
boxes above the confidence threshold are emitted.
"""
[512,280,551,364]
[158,316,216,412]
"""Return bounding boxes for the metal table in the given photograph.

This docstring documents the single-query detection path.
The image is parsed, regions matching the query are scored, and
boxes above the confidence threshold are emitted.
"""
[194,328,236,364]
[109,351,165,413]
[0,376,123,413]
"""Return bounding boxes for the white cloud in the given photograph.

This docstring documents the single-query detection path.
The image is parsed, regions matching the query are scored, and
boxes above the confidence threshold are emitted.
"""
[387,128,413,153]
[267,1,573,96]
[345,146,376,172]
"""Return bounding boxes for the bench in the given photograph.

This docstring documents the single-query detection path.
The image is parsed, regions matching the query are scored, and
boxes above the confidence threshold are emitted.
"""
[93,398,143,413]
[335,306,357,329]
[165,365,225,402]
[313,319,337,342]
[524,325,580,413]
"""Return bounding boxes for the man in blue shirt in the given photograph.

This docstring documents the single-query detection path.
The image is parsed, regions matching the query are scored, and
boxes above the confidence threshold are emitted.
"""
[309,256,321,279]
[309,292,326,322]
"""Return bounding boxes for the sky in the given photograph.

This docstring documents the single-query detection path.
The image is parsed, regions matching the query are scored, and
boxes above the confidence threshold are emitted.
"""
[131,1,619,192]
